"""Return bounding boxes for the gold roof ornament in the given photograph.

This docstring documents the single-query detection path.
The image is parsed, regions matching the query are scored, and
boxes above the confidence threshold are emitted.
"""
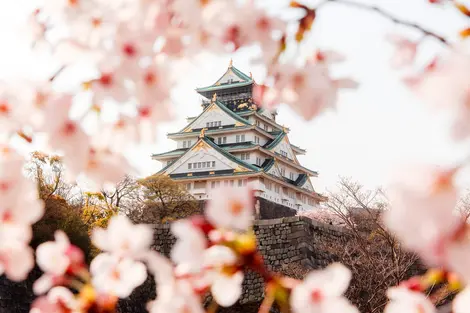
[282,125,287,133]
[199,128,206,138]
[250,72,253,79]
[229,58,233,68]
[212,93,217,102]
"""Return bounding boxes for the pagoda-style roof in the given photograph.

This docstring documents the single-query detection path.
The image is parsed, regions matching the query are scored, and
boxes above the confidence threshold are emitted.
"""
[157,135,260,175]
[196,60,253,94]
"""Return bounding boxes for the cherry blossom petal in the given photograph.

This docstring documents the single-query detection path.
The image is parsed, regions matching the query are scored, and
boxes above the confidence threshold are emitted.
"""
[91,253,147,298]
[206,186,254,231]
[211,271,244,307]
[384,287,436,313]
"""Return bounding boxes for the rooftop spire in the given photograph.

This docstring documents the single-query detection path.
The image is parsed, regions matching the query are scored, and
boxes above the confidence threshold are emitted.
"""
[229,58,233,68]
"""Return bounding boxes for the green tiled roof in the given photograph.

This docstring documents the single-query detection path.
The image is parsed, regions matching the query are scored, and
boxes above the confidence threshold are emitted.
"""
[262,159,275,172]
[168,125,252,137]
[264,131,287,150]
[195,65,253,93]
[195,81,253,93]
[152,148,187,158]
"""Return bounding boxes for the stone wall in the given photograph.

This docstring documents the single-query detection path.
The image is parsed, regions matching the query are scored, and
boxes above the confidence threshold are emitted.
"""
[0,216,347,313]
[118,216,347,312]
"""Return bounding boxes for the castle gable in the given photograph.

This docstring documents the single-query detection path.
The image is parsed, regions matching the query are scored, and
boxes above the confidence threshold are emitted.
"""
[160,138,257,176]
[181,101,249,132]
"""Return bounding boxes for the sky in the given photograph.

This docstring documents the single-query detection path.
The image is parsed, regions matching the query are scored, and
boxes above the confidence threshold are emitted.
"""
[1,0,470,193]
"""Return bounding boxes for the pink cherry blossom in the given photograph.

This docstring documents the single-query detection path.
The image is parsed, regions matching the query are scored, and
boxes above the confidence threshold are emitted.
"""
[171,219,207,274]
[41,94,90,171]
[90,61,130,105]
[265,52,357,121]
[91,215,153,259]
[384,287,436,313]
[410,50,470,140]
[203,245,243,307]
[146,253,205,313]
[290,263,358,313]
[0,243,34,282]
[34,231,85,294]
[90,253,147,298]
[30,286,79,313]
[386,34,418,68]
[384,164,460,266]
[77,147,133,186]
[205,186,254,232]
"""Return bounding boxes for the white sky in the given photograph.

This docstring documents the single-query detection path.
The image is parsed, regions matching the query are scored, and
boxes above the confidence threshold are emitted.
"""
[2,0,470,193]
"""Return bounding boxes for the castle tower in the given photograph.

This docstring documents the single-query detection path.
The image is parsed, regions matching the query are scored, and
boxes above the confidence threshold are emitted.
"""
[152,61,324,211]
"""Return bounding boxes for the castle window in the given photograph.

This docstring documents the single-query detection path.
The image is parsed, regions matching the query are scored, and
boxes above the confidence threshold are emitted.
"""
[217,137,221,144]
[254,136,259,144]
[289,172,294,180]
[238,180,242,187]
[230,180,234,186]
[207,162,211,167]
[183,141,187,148]
[212,161,216,167]
[224,180,229,186]
[274,185,280,193]
[197,162,201,168]
[223,137,227,144]
[243,180,247,186]
[206,122,210,128]
[186,183,191,190]
[211,182,216,188]
[264,124,268,131]
[280,167,285,176]
[202,162,206,168]
[241,134,245,142]
[236,135,240,143]
[188,163,192,170]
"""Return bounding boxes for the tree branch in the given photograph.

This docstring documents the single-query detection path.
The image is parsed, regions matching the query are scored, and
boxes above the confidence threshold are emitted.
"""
[323,0,449,45]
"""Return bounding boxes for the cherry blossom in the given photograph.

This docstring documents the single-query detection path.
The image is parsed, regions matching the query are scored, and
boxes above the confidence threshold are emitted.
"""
[41,94,90,173]
[384,287,436,313]
[91,215,153,259]
[34,231,85,294]
[386,34,418,68]
[171,219,207,274]
[74,147,133,186]
[264,52,357,120]
[146,251,205,313]
[290,263,358,313]
[90,253,147,298]
[410,49,470,140]
[384,164,460,266]
[30,286,80,313]
[205,186,254,232]
[203,245,243,307]
[0,243,34,282]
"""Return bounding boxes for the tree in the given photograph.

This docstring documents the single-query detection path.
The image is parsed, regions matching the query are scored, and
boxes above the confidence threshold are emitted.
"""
[27,152,92,261]
[136,174,200,223]
[319,177,420,313]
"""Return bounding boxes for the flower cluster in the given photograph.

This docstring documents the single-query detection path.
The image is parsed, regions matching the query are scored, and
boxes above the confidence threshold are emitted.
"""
[0,146,43,281]
[31,215,153,312]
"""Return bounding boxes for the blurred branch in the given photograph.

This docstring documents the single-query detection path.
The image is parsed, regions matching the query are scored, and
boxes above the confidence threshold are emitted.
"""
[324,0,449,45]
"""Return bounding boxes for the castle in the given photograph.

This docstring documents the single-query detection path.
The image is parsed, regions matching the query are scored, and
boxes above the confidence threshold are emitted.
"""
[152,61,324,211]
